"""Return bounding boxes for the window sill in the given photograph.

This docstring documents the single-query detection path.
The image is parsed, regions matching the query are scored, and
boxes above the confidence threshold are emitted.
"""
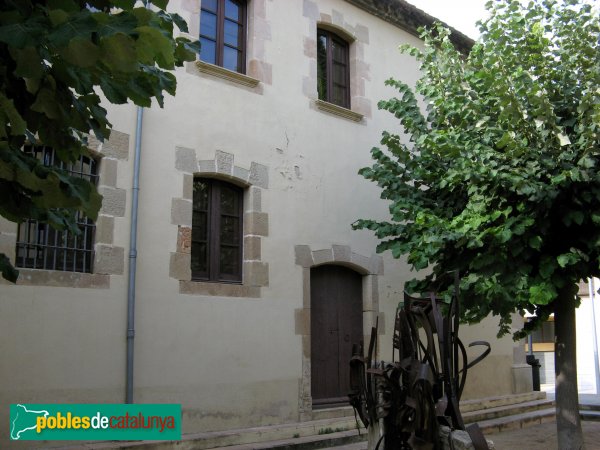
[315,99,364,122]
[195,61,260,88]
[2,269,110,289]
[180,280,260,298]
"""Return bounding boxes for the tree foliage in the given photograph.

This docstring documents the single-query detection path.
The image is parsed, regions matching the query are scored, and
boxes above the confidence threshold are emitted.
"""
[0,0,199,282]
[354,0,600,338]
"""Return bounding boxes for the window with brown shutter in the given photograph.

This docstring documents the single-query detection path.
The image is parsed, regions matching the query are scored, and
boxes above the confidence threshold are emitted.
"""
[192,178,243,282]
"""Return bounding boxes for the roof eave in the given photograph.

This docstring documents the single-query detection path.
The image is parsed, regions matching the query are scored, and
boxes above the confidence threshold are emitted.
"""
[343,0,475,53]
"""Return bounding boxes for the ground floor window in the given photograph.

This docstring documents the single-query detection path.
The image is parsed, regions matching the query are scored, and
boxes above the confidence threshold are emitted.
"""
[191,177,243,282]
[15,146,98,273]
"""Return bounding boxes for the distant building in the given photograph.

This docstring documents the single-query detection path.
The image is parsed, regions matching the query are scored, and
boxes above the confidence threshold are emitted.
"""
[530,279,600,395]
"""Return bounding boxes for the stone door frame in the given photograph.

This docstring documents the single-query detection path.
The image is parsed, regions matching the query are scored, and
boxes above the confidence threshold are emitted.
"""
[294,245,383,421]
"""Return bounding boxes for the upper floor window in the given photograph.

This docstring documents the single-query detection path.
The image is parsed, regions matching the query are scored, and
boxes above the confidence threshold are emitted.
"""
[317,28,350,109]
[192,178,243,283]
[200,0,247,73]
[15,146,98,273]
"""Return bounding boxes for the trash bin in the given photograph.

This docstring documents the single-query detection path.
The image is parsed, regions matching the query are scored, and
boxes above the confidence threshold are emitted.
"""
[526,354,541,391]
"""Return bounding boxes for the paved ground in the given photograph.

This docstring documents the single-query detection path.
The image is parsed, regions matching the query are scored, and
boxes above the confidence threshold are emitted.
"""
[490,420,600,450]
[323,421,600,449]
[324,393,600,449]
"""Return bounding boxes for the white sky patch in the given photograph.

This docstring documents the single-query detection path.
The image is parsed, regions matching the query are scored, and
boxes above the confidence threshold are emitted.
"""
[406,0,599,39]
[405,0,489,39]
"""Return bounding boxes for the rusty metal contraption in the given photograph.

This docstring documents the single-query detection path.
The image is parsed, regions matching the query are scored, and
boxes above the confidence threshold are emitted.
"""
[349,279,491,450]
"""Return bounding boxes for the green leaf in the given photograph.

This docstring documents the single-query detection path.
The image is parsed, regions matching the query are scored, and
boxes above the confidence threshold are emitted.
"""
[48,9,70,27]
[170,13,189,33]
[496,132,514,149]
[0,253,19,283]
[539,257,556,279]
[47,12,98,47]
[150,0,169,10]
[557,252,580,268]
[31,87,61,119]
[0,93,26,135]
[529,236,542,250]
[48,0,79,12]
[529,283,555,305]
[100,33,138,72]
[110,0,137,8]
[0,16,45,47]
[60,37,101,67]
[11,47,44,78]
[135,25,174,68]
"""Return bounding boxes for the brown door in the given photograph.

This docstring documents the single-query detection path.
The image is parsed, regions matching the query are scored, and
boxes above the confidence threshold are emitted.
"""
[311,265,363,407]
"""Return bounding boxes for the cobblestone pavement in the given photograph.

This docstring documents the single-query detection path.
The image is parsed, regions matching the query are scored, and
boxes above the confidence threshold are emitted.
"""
[323,421,600,449]
[489,420,600,450]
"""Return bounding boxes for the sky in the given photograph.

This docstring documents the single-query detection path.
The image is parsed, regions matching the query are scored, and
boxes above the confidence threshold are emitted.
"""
[405,0,490,39]
[407,0,599,39]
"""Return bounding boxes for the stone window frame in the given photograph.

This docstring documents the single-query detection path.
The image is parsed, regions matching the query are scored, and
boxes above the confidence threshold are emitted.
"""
[184,0,273,90]
[170,147,269,298]
[0,131,130,289]
[302,0,372,122]
[294,244,384,420]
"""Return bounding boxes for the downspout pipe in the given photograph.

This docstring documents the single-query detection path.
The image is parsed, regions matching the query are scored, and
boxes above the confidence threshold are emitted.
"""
[126,106,143,403]
[589,278,600,395]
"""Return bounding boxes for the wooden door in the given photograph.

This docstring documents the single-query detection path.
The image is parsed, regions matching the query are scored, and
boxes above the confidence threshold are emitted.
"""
[310,265,363,407]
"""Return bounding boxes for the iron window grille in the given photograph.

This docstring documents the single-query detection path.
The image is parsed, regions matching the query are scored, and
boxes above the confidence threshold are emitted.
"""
[199,0,247,73]
[15,146,99,273]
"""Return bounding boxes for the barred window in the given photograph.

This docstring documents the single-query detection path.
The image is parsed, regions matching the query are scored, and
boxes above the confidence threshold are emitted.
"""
[15,146,99,273]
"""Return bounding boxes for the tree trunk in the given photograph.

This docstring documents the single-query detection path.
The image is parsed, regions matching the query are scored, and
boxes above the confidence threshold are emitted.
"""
[554,288,585,450]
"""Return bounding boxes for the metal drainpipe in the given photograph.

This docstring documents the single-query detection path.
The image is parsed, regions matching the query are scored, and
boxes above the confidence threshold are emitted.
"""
[589,278,600,395]
[126,106,143,404]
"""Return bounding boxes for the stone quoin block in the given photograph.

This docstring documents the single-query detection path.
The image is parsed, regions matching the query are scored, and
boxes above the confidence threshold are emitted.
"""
[99,157,118,188]
[244,212,268,236]
[249,162,269,189]
[175,146,199,173]
[101,130,129,160]
[243,261,269,287]
[94,245,125,275]
[95,215,114,245]
[98,187,126,217]
[171,198,192,227]
[294,245,313,268]
[215,150,234,175]
[169,252,191,281]
[182,174,194,200]
[243,236,261,260]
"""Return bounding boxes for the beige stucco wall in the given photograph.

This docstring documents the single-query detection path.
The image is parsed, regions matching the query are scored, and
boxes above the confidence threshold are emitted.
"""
[0,0,520,446]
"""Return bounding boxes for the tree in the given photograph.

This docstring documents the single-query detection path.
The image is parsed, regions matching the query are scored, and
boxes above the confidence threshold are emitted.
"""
[0,0,199,282]
[353,0,599,448]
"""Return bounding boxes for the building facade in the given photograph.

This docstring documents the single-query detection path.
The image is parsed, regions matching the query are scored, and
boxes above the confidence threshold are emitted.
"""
[0,1,528,447]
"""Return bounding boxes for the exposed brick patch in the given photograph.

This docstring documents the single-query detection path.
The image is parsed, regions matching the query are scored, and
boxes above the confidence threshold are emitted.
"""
[177,226,192,254]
